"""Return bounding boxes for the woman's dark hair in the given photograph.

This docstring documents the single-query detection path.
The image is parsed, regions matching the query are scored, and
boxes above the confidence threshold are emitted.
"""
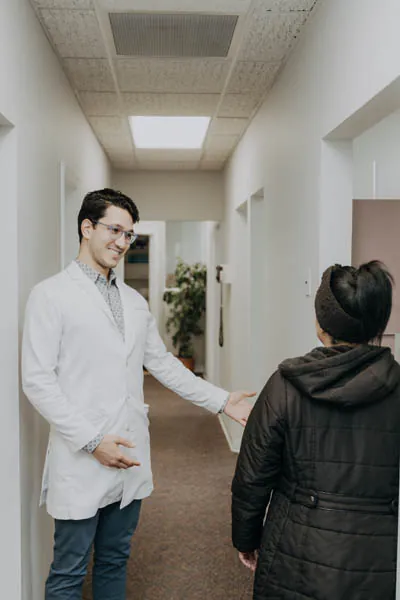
[77,188,140,243]
[331,261,394,344]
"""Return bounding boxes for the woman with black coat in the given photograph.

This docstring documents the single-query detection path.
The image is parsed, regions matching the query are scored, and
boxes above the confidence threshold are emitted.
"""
[232,261,400,600]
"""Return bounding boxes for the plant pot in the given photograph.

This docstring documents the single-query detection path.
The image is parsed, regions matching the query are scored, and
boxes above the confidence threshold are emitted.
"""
[177,356,195,372]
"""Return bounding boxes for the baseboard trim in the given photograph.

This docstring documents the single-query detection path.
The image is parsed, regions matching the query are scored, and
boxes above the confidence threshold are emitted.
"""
[218,414,240,453]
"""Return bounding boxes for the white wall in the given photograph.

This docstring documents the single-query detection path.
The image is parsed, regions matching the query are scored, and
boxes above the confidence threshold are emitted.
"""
[353,109,400,199]
[220,0,400,449]
[112,170,224,221]
[0,118,20,600]
[0,1,111,598]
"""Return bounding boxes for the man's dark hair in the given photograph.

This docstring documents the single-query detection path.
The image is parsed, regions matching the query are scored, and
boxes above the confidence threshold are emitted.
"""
[331,261,394,344]
[77,188,140,243]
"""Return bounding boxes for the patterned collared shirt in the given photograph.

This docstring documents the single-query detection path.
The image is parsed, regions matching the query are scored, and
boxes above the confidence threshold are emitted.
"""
[76,260,125,454]
[76,260,125,338]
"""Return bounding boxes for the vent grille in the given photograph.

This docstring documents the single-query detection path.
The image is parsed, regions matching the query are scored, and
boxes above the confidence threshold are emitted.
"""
[109,13,238,58]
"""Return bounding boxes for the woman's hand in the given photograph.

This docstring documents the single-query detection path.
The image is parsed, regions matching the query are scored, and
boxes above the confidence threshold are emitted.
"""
[239,550,258,572]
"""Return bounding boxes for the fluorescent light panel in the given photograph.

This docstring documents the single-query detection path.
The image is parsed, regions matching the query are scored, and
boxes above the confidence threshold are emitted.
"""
[130,116,210,149]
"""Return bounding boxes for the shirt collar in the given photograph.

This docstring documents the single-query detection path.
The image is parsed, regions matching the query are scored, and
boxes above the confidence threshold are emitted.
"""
[75,260,118,286]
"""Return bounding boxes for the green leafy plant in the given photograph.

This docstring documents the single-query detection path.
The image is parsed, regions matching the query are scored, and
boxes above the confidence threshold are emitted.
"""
[163,259,207,359]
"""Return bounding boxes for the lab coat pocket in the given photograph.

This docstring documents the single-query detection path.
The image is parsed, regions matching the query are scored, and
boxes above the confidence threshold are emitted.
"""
[126,405,151,471]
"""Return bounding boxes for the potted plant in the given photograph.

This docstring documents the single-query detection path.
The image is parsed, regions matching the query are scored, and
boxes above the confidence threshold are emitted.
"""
[163,259,207,372]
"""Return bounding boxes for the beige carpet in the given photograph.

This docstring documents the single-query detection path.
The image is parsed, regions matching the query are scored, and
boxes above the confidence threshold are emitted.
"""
[83,375,253,599]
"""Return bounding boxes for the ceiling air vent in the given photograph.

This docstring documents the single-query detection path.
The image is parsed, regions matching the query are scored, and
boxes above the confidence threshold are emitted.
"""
[109,12,238,58]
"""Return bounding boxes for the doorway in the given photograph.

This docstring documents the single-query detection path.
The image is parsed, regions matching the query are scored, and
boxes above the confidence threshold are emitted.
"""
[352,199,400,355]
[124,235,150,303]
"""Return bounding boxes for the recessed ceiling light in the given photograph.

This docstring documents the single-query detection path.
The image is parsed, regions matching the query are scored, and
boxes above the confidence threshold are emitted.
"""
[129,116,211,149]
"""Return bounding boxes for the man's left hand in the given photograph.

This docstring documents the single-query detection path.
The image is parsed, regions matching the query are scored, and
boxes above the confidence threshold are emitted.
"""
[223,390,256,426]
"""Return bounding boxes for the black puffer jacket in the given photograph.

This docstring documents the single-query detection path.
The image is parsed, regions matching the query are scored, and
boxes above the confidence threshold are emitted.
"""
[232,345,400,600]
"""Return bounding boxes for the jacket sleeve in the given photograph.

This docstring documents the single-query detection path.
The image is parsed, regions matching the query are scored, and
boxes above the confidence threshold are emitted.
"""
[231,371,286,552]
[143,311,228,413]
[22,285,100,452]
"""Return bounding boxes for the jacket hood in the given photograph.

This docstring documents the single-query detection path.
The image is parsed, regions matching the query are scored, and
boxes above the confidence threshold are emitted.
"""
[279,344,400,407]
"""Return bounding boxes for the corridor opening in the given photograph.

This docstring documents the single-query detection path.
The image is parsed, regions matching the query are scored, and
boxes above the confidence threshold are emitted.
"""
[124,234,150,303]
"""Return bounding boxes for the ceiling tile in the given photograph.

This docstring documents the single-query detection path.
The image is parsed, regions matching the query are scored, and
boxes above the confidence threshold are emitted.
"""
[107,149,135,160]
[123,93,219,116]
[239,11,308,61]
[115,59,230,93]
[107,150,135,163]
[103,140,134,153]
[252,0,316,10]
[205,134,239,153]
[208,117,248,136]
[227,61,280,93]
[38,9,106,58]
[218,94,260,118]
[135,149,202,162]
[31,0,93,8]
[109,154,136,168]
[88,116,134,150]
[105,145,132,155]
[78,92,120,115]
[64,59,115,91]
[88,115,127,137]
[202,149,230,161]
[200,160,225,171]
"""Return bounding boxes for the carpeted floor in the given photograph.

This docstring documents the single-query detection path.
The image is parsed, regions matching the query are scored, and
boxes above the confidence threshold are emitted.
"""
[83,375,253,599]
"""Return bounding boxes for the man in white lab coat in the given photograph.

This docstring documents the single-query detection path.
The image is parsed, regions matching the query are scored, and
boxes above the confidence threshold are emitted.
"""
[22,188,253,600]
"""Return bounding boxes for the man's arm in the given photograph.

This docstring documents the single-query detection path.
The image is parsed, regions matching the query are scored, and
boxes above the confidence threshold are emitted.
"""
[22,285,101,452]
[143,311,254,423]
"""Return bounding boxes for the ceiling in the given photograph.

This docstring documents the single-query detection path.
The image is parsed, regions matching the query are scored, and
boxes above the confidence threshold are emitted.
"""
[30,0,318,171]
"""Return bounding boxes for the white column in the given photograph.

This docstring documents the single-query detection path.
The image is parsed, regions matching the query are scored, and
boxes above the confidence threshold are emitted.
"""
[319,140,353,275]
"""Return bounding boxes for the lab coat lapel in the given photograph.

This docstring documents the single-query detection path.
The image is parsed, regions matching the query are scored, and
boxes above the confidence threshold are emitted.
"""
[118,279,137,353]
[65,261,120,333]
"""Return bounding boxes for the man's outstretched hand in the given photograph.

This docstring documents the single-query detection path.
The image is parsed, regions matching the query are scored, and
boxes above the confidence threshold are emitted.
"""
[224,390,256,426]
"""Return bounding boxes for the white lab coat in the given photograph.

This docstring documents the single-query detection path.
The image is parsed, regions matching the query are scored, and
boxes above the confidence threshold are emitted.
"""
[22,261,228,520]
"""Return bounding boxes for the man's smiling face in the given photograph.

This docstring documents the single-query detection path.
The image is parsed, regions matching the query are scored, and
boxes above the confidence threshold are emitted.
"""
[82,205,134,273]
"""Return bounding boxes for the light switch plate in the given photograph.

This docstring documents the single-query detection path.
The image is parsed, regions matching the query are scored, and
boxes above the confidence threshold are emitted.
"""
[305,268,312,297]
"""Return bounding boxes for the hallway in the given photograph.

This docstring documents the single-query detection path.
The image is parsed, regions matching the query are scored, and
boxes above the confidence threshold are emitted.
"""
[83,375,253,600]
[5,1,400,598]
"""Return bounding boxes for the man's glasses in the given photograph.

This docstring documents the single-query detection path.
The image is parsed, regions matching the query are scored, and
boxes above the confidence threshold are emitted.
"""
[92,221,138,245]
